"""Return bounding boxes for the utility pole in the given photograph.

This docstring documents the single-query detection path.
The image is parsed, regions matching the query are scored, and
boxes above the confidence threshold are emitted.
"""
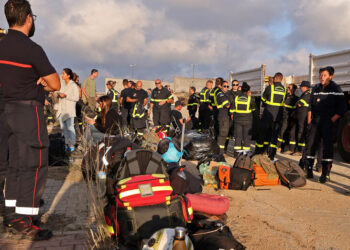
[191,64,198,83]
[129,64,136,79]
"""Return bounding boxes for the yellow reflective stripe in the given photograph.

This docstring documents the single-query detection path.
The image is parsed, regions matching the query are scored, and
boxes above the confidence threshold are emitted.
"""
[119,186,173,199]
[107,225,114,234]
[289,141,296,145]
[219,145,225,149]
[234,146,242,150]
[270,144,277,148]
[267,85,286,106]
[278,138,285,143]
[111,89,118,102]
[217,100,229,109]
[152,174,166,178]
[187,103,198,106]
[298,143,306,146]
[264,142,269,145]
[233,95,252,113]
[284,104,296,109]
[243,147,250,150]
[256,143,264,148]
[118,177,132,185]
[235,110,251,113]
[200,100,211,103]
[300,99,309,107]
[188,206,193,215]
[151,98,168,102]
[168,95,174,100]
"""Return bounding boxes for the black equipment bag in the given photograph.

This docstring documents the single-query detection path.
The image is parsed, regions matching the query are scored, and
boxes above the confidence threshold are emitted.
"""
[190,218,246,250]
[117,195,188,248]
[48,133,68,166]
[275,159,306,189]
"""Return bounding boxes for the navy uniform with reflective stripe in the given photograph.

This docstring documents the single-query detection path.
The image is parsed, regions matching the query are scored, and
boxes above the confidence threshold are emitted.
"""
[216,91,230,152]
[289,90,311,152]
[255,82,286,159]
[226,89,241,140]
[0,30,56,216]
[131,88,148,135]
[198,87,212,130]
[211,86,221,137]
[230,93,255,152]
[150,87,173,131]
[305,81,347,180]
[277,92,298,148]
[107,88,119,111]
[187,93,199,117]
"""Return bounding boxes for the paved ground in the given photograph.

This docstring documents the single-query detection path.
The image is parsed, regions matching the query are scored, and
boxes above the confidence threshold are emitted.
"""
[0,144,349,249]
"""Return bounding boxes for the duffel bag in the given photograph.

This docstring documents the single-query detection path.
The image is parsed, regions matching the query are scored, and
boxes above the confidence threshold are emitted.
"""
[217,165,254,191]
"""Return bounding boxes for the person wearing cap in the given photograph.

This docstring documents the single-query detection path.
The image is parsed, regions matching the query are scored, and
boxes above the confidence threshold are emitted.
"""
[170,100,191,132]
[106,80,119,111]
[230,82,255,155]
[149,79,174,133]
[288,81,311,155]
[276,83,298,153]
[303,67,347,182]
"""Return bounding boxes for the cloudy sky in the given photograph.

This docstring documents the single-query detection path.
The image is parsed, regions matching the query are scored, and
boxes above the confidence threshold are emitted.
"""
[1,0,350,91]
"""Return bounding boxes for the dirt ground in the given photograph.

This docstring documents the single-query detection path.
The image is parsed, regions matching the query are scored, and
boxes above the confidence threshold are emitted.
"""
[191,152,350,250]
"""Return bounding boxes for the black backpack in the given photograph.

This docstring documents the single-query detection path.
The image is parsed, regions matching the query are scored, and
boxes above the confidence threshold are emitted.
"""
[48,133,68,166]
[275,159,306,189]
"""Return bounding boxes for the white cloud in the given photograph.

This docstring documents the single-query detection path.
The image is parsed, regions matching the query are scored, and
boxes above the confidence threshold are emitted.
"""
[1,0,344,90]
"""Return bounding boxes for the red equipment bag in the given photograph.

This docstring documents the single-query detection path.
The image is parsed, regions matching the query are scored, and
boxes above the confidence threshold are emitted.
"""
[185,193,229,215]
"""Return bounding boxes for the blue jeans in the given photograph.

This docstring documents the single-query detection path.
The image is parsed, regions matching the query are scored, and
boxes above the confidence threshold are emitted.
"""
[59,116,76,147]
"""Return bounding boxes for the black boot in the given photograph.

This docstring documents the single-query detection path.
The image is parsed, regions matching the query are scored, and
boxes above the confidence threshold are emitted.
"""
[304,159,314,179]
[268,147,277,161]
[319,162,331,183]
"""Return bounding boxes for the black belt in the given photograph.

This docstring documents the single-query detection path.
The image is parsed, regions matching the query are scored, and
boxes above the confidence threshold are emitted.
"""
[8,100,43,106]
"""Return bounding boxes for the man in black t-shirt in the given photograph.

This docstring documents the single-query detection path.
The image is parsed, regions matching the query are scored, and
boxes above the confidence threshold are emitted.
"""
[119,79,131,131]
[170,101,192,132]
[127,81,149,136]
[0,0,60,240]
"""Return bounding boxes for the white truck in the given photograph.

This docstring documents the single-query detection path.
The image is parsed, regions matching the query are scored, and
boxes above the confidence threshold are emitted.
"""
[309,49,350,162]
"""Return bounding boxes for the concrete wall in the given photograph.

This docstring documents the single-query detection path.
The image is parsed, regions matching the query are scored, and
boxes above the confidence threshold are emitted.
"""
[104,78,174,94]
[173,76,216,93]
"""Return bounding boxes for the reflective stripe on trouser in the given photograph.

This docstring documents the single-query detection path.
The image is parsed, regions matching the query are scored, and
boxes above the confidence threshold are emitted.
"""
[290,111,308,152]
[217,115,230,152]
[234,120,252,152]
[0,103,49,215]
[305,118,335,163]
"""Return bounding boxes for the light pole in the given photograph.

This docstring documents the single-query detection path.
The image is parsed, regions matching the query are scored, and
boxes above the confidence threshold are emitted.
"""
[191,64,198,83]
[129,64,136,79]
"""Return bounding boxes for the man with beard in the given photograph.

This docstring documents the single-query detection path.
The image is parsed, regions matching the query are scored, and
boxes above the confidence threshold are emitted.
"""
[0,0,60,240]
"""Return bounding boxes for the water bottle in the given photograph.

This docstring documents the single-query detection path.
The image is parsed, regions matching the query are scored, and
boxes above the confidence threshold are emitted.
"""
[172,227,187,250]
[96,171,106,196]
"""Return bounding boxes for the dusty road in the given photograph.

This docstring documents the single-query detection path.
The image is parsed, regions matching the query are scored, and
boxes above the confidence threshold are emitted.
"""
[199,152,350,250]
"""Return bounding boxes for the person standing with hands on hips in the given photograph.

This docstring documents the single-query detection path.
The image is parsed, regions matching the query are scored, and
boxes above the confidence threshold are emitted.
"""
[0,0,60,240]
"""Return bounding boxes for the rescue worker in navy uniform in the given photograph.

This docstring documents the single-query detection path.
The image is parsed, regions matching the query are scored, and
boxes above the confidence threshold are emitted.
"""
[226,79,241,141]
[230,82,255,155]
[304,66,347,182]
[149,79,174,133]
[187,86,200,129]
[119,79,131,131]
[210,77,224,138]
[127,81,148,137]
[216,81,231,153]
[198,80,213,132]
[0,0,61,239]
[106,80,119,111]
[289,81,311,156]
[276,83,298,153]
[255,72,286,160]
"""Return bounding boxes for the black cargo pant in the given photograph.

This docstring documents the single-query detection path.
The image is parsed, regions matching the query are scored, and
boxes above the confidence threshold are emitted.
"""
[276,111,295,149]
[289,110,308,152]
[234,120,252,152]
[153,106,170,132]
[217,113,230,153]
[305,117,334,169]
[121,107,131,131]
[0,101,49,217]
[198,104,211,131]
[255,110,282,159]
